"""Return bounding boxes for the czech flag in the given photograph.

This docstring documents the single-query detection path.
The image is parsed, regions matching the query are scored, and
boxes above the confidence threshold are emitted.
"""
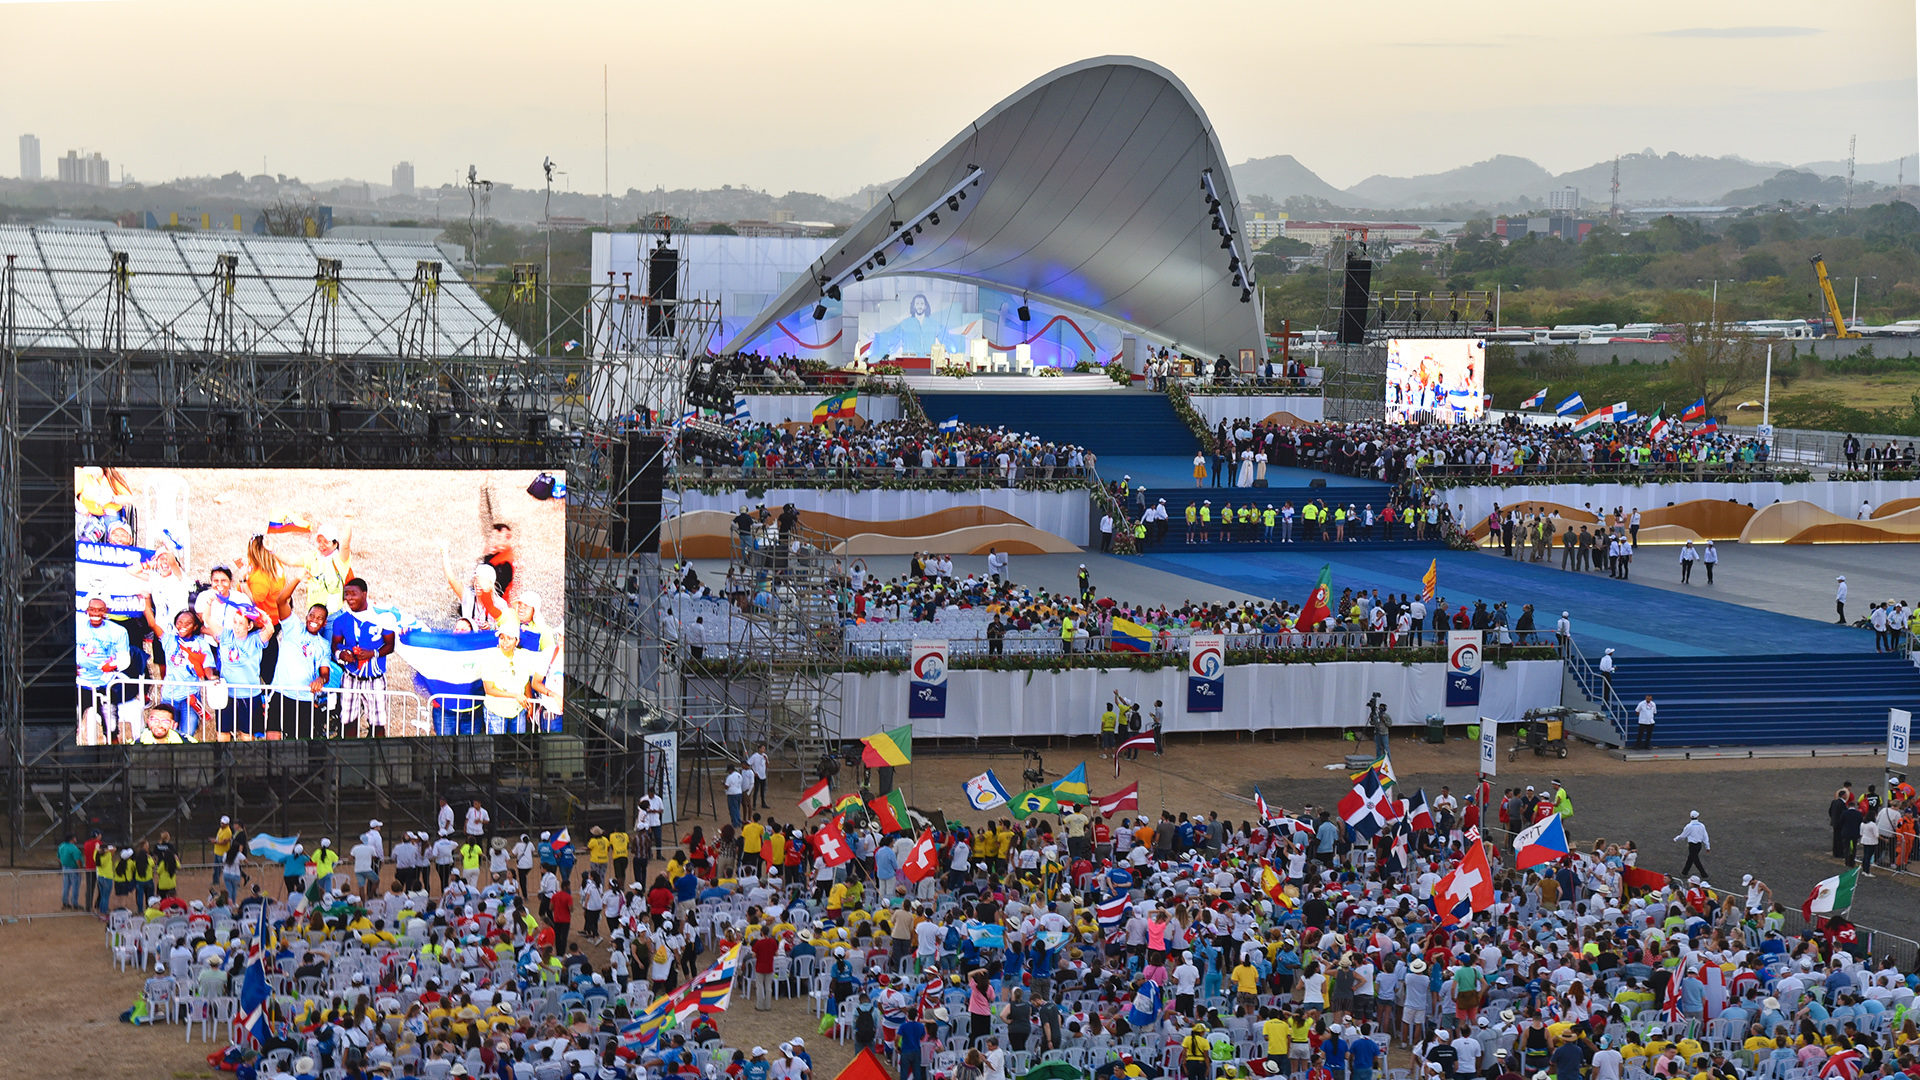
[1681,397,1708,422]
[1109,616,1153,653]
[811,391,857,424]
[1512,812,1570,869]
[860,723,913,767]
[1519,388,1548,410]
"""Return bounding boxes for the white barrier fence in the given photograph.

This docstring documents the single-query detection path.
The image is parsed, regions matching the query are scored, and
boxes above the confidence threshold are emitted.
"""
[76,678,558,743]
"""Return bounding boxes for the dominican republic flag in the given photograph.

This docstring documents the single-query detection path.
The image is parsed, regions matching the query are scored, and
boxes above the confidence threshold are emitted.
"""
[938,415,961,433]
[1337,773,1396,838]
[797,777,833,817]
[1555,393,1586,417]
[1512,812,1571,869]
[1272,816,1316,844]
[1681,397,1708,421]
[562,339,580,352]
[236,911,272,1045]
[731,398,751,423]
[1096,896,1129,931]
[1405,788,1435,832]
[1386,823,1413,875]
[1253,788,1274,823]
[1520,388,1548,410]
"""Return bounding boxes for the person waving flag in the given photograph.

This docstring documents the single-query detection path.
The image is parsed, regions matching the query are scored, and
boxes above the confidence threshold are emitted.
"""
[1519,388,1548,410]
[1298,564,1333,628]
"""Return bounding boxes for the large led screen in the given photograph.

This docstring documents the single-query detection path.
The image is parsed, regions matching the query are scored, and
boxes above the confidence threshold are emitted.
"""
[1385,338,1486,425]
[74,467,566,744]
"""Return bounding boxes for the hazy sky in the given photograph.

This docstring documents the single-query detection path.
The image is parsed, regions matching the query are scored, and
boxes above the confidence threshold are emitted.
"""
[2,0,1915,195]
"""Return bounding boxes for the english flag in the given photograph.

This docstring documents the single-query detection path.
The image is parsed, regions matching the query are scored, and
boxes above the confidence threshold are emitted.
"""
[1512,813,1571,869]
[900,828,939,883]
[1095,783,1140,815]
[797,777,833,818]
[1434,840,1494,925]
[812,820,853,867]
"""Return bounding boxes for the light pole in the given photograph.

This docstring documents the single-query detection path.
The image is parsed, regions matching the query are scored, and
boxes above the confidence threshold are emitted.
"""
[543,156,555,358]
[1851,276,1876,326]
[1495,284,1520,329]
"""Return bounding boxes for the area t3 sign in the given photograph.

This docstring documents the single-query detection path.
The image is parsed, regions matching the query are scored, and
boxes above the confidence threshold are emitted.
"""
[908,639,948,719]
[1187,633,1224,713]
[1446,630,1482,708]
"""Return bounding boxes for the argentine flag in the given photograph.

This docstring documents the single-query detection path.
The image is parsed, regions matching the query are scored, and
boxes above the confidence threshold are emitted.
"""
[248,833,301,864]
[1555,392,1585,417]
[732,398,751,423]
[963,770,1013,811]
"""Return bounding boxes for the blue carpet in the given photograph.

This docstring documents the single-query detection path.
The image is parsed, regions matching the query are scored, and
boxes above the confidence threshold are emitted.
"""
[1138,549,1871,658]
[1101,455,1383,492]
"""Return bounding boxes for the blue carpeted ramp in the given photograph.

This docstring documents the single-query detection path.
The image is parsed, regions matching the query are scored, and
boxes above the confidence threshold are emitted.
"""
[919,392,1197,457]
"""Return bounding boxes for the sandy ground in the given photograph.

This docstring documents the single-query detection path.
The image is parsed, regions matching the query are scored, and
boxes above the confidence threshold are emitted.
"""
[12,733,1920,1080]
[84,467,567,734]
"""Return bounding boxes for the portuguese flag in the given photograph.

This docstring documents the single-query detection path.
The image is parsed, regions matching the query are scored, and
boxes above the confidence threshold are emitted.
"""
[1298,564,1333,628]
[861,723,913,767]
[867,789,910,833]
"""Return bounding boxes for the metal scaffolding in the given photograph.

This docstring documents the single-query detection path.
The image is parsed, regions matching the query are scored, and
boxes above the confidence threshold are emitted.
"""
[0,226,702,857]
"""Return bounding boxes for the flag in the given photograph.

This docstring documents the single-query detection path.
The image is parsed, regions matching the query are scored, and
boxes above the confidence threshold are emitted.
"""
[812,820,853,867]
[1009,786,1060,819]
[900,828,939,882]
[1298,564,1333,628]
[1052,762,1090,804]
[690,944,742,1015]
[395,626,540,705]
[266,513,309,534]
[1622,865,1668,892]
[1605,401,1630,418]
[938,414,961,433]
[562,339,580,352]
[1096,896,1129,930]
[1095,783,1140,815]
[1555,393,1585,417]
[1803,867,1859,920]
[1337,773,1394,838]
[1124,980,1163,1027]
[1386,824,1413,875]
[797,778,833,818]
[236,911,272,1045]
[1617,409,1640,424]
[1349,755,1396,787]
[1253,788,1274,823]
[731,398,752,423]
[811,391,857,424]
[551,828,570,853]
[1116,733,1157,758]
[833,1049,897,1080]
[1434,839,1495,924]
[831,792,864,816]
[1681,397,1707,422]
[1698,417,1718,433]
[247,833,301,865]
[1260,862,1296,909]
[1406,788,1434,832]
[963,770,1013,811]
[1662,957,1690,1022]
[1109,616,1153,653]
[1421,559,1437,603]
[861,724,913,767]
[1571,406,1610,434]
[1821,1048,1865,1080]
[1519,388,1548,410]
[1649,409,1670,441]
[867,789,910,833]
[1512,813,1571,869]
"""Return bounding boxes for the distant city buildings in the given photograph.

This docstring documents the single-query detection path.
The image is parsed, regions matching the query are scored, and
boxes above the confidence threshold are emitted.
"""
[392,160,414,194]
[1546,186,1580,213]
[1241,209,1289,246]
[57,149,111,187]
[1283,220,1423,246]
[19,134,40,181]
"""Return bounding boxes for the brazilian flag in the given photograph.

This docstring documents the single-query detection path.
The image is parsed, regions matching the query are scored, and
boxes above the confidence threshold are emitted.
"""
[1009,786,1060,820]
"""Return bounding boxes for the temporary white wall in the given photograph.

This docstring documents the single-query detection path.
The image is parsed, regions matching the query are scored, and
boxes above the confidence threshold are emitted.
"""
[676,487,1092,545]
[734,394,902,425]
[838,659,1563,739]
[1189,395,1326,425]
[1448,479,1919,525]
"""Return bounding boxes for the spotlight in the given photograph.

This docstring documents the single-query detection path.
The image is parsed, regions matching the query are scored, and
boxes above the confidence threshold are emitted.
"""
[1017,304,1031,323]
[1207,196,1221,212]
[913,222,922,234]
[1228,256,1241,271]
[875,252,886,267]
[827,285,841,302]
[928,212,940,226]
[853,269,864,282]
[865,259,875,271]
[957,188,967,200]
[1233,274,1243,288]
[902,232,914,247]
[1240,288,1253,303]
[812,304,827,321]
[1220,234,1232,249]
[947,196,960,211]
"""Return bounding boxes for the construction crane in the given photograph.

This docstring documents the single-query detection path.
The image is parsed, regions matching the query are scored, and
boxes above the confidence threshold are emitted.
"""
[1809,253,1861,338]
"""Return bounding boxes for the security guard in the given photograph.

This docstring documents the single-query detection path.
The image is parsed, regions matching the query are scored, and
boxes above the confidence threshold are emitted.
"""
[1300,499,1319,541]
[1060,612,1076,655]
[1184,501,1198,545]
[1198,500,1212,543]
[1262,504,1276,542]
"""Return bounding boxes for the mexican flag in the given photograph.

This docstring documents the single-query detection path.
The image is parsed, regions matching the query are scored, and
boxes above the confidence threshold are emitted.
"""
[1802,867,1858,920]
[1298,564,1333,628]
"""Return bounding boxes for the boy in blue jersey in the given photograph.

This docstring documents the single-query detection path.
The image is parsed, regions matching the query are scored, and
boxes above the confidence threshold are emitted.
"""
[330,578,394,737]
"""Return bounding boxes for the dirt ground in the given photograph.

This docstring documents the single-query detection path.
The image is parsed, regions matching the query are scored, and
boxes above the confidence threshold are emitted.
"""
[10,731,1918,1080]
[83,467,567,734]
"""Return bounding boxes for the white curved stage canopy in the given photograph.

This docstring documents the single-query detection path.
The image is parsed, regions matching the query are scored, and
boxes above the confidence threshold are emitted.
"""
[721,56,1266,362]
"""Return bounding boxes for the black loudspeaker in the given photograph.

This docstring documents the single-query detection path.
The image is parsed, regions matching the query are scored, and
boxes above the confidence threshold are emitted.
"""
[646,246,679,337]
[1308,478,1328,489]
[611,434,666,555]
[1338,255,1373,345]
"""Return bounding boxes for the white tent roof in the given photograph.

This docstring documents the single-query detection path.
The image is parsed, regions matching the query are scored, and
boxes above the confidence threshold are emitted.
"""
[722,56,1265,360]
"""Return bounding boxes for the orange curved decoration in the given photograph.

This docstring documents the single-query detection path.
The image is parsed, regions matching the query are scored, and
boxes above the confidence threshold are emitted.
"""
[775,324,845,351]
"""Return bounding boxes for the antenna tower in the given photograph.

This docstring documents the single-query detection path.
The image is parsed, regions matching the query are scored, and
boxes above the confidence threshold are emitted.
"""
[1846,135,1856,212]
[1609,156,1621,225]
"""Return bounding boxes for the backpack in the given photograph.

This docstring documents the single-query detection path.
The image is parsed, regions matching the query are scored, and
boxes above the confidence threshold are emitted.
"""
[527,472,557,500]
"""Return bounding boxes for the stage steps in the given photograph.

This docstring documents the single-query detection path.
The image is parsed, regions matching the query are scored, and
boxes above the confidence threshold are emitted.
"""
[1604,654,1920,747]
[918,391,1198,457]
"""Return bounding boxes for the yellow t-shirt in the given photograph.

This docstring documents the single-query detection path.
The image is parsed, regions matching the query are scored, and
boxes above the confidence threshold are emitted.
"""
[213,826,234,857]
[1231,963,1259,995]
[1263,1017,1291,1056]
[609,831,630,859]
[478,647,541,719]
[742,822,764,855]
[304,549,350,615]
[587,836,610,864]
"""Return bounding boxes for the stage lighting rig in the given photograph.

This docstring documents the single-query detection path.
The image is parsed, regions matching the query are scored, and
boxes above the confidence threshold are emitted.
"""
[818,165,985,297]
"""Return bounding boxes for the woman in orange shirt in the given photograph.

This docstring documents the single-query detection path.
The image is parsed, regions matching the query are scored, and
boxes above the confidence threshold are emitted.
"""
[244,535,300,624]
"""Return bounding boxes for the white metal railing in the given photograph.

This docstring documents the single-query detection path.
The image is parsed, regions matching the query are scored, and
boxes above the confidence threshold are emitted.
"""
[1560,637,1626,740]
[75,678,558,742]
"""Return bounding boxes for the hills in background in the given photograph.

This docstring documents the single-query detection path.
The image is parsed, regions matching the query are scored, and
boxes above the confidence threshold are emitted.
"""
[1228,149,1917,212]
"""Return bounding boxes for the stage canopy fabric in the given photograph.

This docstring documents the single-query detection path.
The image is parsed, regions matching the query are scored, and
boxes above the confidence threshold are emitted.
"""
[721,56,1266,363]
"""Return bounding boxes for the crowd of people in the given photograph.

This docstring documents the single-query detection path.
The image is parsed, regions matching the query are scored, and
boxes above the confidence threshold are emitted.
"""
[73,468,563,744]
[85,766,1920,1080]
[681,417,1098,487]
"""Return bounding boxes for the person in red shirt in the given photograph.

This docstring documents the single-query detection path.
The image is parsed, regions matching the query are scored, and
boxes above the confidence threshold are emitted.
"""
[549,883,573,954]
[750,930,780,1011]
[82,831,103,912]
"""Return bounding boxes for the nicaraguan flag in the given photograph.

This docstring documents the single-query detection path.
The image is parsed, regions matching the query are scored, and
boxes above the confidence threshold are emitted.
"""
[962,770,1013,812]
[394,627,540,703]
[1519,388,1548,410]
[938,414,961,433]
[1555,392,1585,417]
[1125,979,1162,1027]
[247,833,300,864]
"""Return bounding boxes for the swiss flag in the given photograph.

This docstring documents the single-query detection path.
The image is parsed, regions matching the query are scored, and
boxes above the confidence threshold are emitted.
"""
[812,820,853,867]
[901,828,939,883]
[1433,841,1494,925]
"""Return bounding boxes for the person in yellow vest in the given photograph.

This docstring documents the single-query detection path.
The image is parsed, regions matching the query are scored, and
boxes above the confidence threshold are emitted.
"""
[1301,500,1319,541]
[1219,502,1233,543]
[1239,504,1253,538]
[1181,1023,1213,1080]
[1060,613,1076,656]
[1133,520,1146,547]
[741,816,765,874]
[1333,504,1347,542]
[1198,500,1212,543]
[763,828,787,869]
[211,816,234,888]
[458,838,485,885]
[1262,504,1276,542]
[93,843,116,915]
[1184,502,1198,545]
[609,827,631,887]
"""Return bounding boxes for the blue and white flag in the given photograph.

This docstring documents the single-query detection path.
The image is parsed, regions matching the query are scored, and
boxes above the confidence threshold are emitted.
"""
[1554,393,1585,417]
[1096,895,1129,930]
[963,769,1013,811]
[393,627,541,703]
[732,397,751,423]
[1125,979,1163,1027]
[237,911,272,1045]
[217,592,268,622]
[966,922,1006,948]
[248,833,301,864]
[1617,409,1640,424]
[74,540,157,616]
[1519,388,1548,410]
[938,414,961,433]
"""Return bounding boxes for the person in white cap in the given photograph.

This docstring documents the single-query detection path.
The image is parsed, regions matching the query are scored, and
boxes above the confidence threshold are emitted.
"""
[304,519,353,616]
[1674,810,1710,878]
[1836,576,1848,623]
[1598,648,1616,701]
